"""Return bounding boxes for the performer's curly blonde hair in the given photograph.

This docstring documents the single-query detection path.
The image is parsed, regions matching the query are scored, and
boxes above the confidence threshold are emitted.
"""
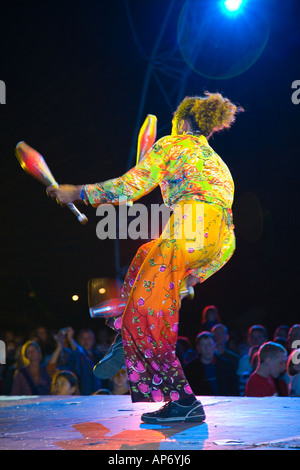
[174,92,244,139]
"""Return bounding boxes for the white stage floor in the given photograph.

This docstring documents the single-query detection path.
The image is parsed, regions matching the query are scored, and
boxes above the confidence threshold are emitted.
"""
[0,395,299,451]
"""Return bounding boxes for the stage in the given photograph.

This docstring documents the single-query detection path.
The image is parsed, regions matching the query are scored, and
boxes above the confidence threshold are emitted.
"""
[0,395,299,451]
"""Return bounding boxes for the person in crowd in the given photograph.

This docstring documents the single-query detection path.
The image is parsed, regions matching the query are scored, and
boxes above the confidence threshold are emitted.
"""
[199,305,221,332]
[1,344,23,395]
[176,336,198,366]
[287,324,300,353]
[95,327,113,359]
[46,327,101,395]
[110,367,130,395]
[273,325,289,342]
[211,323,239,371]
[237,325,268,388]
[11,341,51,395]
[237,345,259,396]
[244,342,288,397]
[30,325,56,363]
[51,370,79,395]
[77,328,102,365]
[184,331,239,396]
[287,348,300,396]
[92,367,130,395]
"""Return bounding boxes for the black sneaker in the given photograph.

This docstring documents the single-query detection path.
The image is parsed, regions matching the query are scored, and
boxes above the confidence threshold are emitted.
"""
[93,333,125,379]
[141,400,206,424]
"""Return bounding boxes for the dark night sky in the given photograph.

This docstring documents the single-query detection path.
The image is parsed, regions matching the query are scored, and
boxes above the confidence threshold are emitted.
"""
[0,0,299,340]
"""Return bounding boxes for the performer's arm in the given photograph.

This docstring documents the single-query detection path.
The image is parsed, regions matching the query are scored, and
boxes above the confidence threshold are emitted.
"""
[83,140,167,207]
[47,138,168,206]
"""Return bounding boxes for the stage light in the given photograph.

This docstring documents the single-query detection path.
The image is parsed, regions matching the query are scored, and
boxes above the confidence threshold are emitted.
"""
[178,0,269,79]
[72,294,79,301]
[99,288,106,294]
[223,0,243,12]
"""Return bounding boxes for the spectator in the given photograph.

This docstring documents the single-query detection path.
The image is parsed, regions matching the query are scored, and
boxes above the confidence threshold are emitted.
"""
[46,327,101,395]
[110,367,130,395]
[237,325,268,392]
[184,331,239,396]
[287,324,300,353]
[176,336,197,366]
[2,344,23,395]
[287,349,300,396]
[244,342,288,397]
[11,341,51,395]
[238,345,259,396]
[273,336,287,348]
[31,325,56,363]
[226,328,245,356]
[199,305,221,332]
[211,324,240,371]
[273,325,289,342]
[95,327,113,359]
[77,328,102,365]
[51,370,79,395]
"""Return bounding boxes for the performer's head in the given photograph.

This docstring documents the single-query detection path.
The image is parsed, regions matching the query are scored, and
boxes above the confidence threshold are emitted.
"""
[172,92,244,139]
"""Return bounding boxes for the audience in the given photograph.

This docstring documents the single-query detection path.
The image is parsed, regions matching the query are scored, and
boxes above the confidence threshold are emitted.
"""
[244,342,288,397]
[184,331,239,396]
[199,305,221,332]
[176,336,198,366]
[273,325,289,343]
[95,327,113,359]
[77,328,102,365]
[211,323,240,371]
[287,324,300,353]
[110,367,130,396]
[11,341,51,395]
[51,370,79,395]
[237,325,268,395]
[1,314,299,400]
[287,349,300,396]
[31,325,56,363]
[46,327,101,395]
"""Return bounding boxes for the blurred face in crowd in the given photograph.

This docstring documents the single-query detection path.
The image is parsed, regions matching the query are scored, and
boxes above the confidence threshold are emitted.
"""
[196,337,216,364]
[250,330,267,347]
[25,344,40,363]
[53,376,76,395]
[113,368,128,387]
[36,327,48,342]
[78,331,94,351]
[212,325,227,347]
[266,351,287,378]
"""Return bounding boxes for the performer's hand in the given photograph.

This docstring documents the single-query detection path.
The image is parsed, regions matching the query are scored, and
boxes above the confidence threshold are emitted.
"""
[46,184,82,205]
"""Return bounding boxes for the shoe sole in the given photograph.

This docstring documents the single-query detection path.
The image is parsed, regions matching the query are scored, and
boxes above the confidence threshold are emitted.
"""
[141,413,206,424]
[93,348,125,379]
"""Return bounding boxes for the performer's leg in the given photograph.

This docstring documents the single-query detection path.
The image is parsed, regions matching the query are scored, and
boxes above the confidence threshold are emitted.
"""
[122,235,196,402]
[122,202,226,422]
[93,240,156,379]
[105,240,157,333]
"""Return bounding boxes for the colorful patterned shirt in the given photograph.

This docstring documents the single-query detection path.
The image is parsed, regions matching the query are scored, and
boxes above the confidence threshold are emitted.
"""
[84,134,234,212]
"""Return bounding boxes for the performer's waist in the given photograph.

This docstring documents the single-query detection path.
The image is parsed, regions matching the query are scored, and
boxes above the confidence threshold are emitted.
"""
[169,199,234,229]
